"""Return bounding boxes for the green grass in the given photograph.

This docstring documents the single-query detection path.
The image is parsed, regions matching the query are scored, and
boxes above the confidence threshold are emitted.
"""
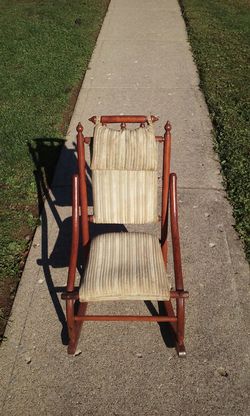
[0,0,109,336]
[179,0,250,260]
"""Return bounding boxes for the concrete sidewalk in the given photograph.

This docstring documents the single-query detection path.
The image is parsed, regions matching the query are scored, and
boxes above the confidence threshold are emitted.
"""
[0,1,249,415]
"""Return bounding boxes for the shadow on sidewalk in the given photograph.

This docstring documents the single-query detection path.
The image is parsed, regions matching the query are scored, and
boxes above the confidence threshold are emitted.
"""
[29,138,71,344]
[29,138,176,350]
[144,301,176,349]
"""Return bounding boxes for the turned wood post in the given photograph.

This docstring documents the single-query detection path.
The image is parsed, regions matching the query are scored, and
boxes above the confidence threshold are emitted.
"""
[161,121,172,266]
[76,123,90,256]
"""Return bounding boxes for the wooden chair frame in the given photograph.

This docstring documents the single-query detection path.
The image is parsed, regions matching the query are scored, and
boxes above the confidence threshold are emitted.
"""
[61,115,189,357]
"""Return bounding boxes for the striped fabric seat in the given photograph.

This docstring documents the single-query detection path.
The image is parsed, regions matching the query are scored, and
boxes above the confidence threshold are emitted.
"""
[79,232,171,302]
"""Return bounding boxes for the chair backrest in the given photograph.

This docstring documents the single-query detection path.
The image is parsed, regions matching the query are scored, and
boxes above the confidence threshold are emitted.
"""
[76,115,171,265]
[91,116,158,224]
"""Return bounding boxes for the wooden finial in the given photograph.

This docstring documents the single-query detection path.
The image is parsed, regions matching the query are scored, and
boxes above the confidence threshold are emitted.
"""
[164,121,172,132]
[76,122,84,133]
[151,115,159,122]
[88,116,96,124]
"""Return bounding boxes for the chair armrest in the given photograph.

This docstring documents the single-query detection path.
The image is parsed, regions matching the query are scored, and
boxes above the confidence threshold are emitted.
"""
[169,173,184,291]
[66,174,80,292]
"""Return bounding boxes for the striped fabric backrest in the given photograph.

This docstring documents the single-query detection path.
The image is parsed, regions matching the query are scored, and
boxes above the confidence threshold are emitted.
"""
[91,118,158,224]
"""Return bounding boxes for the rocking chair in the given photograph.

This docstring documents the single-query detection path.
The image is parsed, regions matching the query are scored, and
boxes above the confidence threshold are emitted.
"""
[61,115,189,357]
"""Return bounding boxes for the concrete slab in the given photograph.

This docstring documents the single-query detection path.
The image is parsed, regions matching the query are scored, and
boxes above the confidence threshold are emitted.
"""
[69,87,211,135]
[83,40,199,89]
[0,1,249,415]
[1,189,249,416]
[101,9,187,41]
[109,0,181,12]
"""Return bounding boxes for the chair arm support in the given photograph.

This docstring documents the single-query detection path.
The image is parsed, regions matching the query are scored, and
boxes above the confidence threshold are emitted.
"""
[169,173,184,291]
[66,175,80,292]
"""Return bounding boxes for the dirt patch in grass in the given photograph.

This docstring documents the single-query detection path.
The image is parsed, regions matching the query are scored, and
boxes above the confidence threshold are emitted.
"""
[0,278,18,342]
[0,203,37,341]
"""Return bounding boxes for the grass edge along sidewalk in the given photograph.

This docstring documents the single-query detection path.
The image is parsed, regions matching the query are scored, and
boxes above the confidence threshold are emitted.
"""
[179,0,250,260]
[0,0,110,341]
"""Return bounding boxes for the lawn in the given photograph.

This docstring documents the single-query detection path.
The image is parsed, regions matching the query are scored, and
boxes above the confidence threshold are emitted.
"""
[0,0,110,340]
[179,0,250,259]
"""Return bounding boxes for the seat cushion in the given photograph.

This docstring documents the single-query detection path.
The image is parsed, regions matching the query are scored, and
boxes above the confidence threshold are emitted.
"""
[79,232,171,302]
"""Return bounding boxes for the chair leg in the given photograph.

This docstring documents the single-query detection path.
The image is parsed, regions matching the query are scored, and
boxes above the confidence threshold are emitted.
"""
[66,300,88,354]
[176,298,186,357]
[163,299,186,357]
[66,299,77,354]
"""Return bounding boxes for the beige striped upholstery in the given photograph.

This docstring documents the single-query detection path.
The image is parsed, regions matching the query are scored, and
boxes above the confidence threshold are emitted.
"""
[79,233,171,302]
[92,170,158,224]
[91,119,158,224]
[91,122,158,170]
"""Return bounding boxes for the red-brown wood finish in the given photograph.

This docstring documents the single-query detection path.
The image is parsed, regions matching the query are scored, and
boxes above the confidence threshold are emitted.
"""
[169,172,186,355]
[170,173,184,291]
[64,175,79,353]
[76,123,89,254]
[74,315,177,322]
[161,121,171,266]
[61,116,188,357]
[66,299,77,354]
[67,175,79,292]
[89,115,159,124]
[67,302,88,355]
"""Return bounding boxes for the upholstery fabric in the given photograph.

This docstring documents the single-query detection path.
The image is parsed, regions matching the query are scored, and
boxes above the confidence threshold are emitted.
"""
[92,170,158,224]
[91,118,158,224]
[79,232,171,302]
[91,123,158,171]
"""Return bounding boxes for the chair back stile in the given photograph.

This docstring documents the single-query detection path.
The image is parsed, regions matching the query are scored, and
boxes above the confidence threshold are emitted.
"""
[161,122,172,266]
[76,123,90,256]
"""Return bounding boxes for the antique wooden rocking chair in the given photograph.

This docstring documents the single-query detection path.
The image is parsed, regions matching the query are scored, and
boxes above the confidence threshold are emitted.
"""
[61,115,189,357]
